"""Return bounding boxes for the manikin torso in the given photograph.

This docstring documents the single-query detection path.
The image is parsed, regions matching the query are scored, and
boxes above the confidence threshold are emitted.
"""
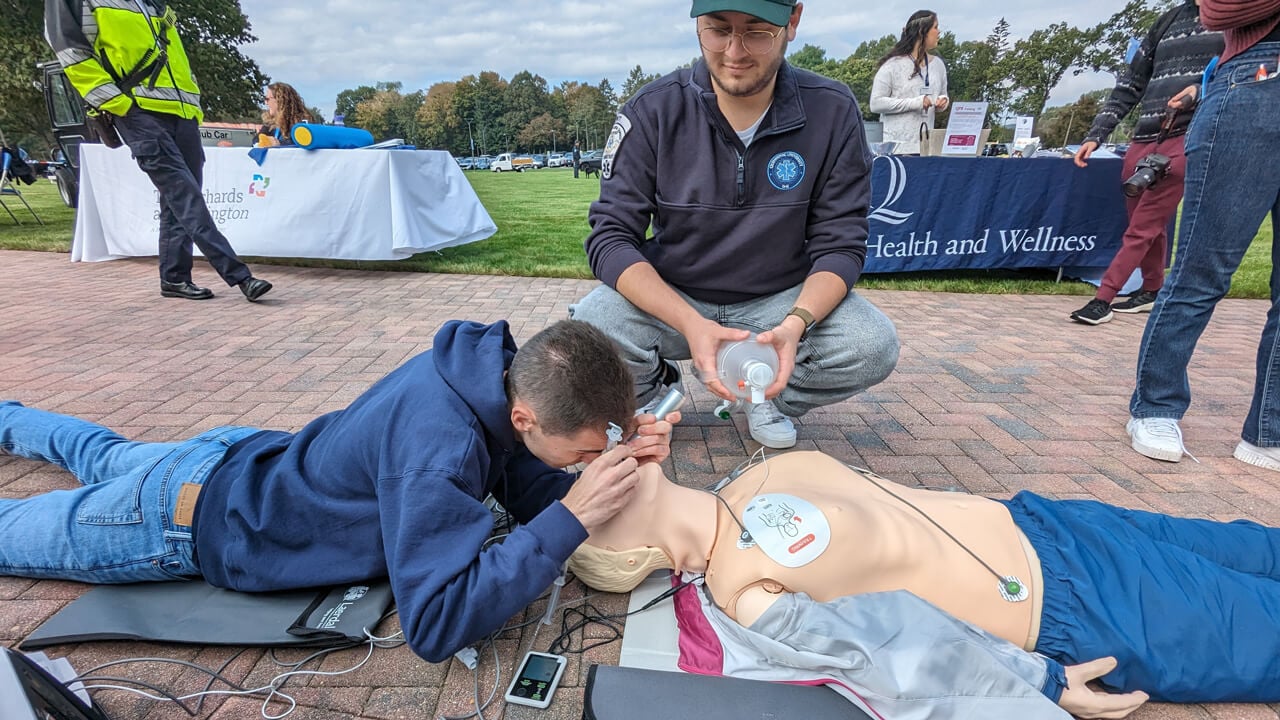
[702,452,1040,649]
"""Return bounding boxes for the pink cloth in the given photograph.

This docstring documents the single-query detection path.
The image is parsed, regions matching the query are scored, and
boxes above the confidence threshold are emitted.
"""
[672,577,724,675]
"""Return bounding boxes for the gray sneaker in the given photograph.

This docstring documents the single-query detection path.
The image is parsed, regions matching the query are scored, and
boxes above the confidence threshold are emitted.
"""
[1126,417,1189,462]
[747,402,797,449]
[1113,290,1158,314]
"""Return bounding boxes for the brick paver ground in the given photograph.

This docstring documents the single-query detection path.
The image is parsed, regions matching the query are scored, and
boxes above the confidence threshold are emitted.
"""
[2,249,1279,720]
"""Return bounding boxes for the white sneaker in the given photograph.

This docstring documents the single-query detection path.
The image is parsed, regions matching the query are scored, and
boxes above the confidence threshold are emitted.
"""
[747,403,797,449]
[1126,417,1189,462]
[1234,440,1280,472]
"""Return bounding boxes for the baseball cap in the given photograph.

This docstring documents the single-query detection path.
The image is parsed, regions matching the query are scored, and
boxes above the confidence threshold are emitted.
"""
[690,0,797,27]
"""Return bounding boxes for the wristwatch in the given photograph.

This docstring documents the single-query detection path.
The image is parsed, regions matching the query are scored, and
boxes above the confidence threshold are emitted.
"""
[785,306,817,341]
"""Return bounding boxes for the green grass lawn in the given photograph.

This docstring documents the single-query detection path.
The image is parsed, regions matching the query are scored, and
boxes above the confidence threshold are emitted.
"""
[2,166,1272,298]
[0,177,77,250]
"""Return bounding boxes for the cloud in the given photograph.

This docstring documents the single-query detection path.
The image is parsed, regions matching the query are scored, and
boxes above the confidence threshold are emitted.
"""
[239,0,1127,116]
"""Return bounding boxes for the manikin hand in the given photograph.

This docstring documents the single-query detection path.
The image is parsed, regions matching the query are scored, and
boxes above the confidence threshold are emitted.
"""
[1058,657,1149,718]
[753,320,802,400]
[627,411,682,466]
[687,319,752,401]
[560,445,640,533]
[1073,141,1100,168]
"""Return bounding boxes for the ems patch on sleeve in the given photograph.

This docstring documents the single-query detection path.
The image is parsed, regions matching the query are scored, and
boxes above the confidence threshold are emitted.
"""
[601,114,632,180]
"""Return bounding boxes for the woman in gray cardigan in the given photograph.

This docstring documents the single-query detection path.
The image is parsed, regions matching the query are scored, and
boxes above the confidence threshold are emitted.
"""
[870,10,949,154]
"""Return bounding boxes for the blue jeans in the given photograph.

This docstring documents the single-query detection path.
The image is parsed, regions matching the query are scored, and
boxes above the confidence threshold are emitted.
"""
[0,401,258,583]
[1131,43,1280,446]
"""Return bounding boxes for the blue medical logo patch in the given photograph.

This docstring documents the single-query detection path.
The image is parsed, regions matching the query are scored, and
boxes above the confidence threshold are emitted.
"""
[767,151,805,191]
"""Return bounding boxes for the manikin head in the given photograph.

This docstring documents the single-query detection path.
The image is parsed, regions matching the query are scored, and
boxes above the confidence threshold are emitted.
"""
[505,320,636,469]
[569,463,684,592]
[690,0,803,100]
[570,543,675,593]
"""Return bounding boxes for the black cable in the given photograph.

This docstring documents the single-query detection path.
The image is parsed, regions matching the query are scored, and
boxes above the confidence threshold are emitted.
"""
[70,631,391,719]
[542,576,699,655]
[73,655,249,688]
[544,602,624,655]
[76,675,203,716]
[193,648,248,715]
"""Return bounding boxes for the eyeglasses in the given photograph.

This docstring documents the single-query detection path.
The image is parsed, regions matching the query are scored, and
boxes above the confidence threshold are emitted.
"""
[697,26,785,56]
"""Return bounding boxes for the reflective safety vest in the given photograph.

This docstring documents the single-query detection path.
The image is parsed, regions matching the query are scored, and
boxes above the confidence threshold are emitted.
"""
[46,0,203,122]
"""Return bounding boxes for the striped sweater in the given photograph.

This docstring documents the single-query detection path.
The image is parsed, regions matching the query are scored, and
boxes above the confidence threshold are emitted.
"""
[1085,1,1224,145]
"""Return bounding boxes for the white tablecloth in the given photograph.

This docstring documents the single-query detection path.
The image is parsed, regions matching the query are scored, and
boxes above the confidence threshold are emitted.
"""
[72,145,497,262]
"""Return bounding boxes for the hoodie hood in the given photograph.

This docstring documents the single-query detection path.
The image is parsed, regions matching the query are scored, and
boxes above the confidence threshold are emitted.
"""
[433,320,519,450]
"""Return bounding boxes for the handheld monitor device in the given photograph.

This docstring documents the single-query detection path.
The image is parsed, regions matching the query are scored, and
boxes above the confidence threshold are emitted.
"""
[504,651,566,709]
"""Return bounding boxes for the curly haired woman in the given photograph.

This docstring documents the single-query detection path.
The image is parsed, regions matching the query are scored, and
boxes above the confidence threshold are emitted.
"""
[259,82,311,146]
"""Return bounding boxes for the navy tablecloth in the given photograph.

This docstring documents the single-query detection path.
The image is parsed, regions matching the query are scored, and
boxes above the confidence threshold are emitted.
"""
[865,156,1130,273]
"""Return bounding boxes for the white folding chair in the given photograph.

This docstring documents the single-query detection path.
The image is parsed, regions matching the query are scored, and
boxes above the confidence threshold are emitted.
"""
[1,148,44,226]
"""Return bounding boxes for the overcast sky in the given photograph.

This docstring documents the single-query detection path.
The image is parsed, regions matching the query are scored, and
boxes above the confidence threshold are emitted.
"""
[238,0,1127,119]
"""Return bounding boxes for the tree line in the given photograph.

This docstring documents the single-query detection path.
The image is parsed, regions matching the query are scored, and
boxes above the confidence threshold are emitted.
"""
[332,72,637,158]
[337,0,1169,155]
[0,0,1171,155]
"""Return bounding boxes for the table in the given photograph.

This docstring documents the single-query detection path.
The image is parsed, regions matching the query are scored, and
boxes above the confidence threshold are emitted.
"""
[71,145,497,262]
[865,156,1132,273]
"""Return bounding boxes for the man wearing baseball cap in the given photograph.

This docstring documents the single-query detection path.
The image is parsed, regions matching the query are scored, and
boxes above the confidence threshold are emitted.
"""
[573,1,898,450]
[691,0,798,27]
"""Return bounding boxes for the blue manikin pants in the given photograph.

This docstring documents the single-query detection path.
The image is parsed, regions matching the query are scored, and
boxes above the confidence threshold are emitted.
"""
[1003,491,1280,702]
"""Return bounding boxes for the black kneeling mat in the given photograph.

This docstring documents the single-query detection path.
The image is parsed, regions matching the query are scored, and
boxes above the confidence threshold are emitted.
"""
[21,580,392,650]
[583,664,871,720]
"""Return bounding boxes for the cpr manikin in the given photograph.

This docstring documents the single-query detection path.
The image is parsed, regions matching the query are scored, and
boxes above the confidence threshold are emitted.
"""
[571,451,1280,718]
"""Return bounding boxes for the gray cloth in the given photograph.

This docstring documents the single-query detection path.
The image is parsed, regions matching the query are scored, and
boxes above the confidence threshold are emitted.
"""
[705,589,1070,720]
[569,282,898,413]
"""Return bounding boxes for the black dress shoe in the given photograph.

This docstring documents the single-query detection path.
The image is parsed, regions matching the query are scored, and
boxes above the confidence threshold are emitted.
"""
[160,281,214,300]
[238,277,273,302]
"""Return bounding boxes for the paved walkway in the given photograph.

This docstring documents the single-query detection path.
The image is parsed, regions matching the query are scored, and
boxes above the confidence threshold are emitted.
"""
[2,249,1278,720]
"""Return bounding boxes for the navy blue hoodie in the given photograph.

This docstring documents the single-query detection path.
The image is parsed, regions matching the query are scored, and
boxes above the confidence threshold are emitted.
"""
[194,320,585,662]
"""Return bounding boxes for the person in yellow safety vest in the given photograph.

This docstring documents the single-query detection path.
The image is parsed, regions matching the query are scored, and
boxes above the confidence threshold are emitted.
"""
[44,0,274,302]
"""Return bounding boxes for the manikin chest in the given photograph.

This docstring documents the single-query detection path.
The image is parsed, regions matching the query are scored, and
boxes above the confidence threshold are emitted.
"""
[703,452,1037,648]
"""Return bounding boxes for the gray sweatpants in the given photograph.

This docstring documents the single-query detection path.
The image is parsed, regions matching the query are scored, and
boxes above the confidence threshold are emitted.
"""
[569,283,899,416]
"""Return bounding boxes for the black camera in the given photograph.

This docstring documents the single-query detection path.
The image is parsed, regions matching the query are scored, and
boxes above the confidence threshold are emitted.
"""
[1122,152,1172,198]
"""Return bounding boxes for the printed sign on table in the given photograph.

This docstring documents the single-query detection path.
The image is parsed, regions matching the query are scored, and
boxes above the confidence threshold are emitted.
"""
[941,101,989,156]
[1013,116,1035,144]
